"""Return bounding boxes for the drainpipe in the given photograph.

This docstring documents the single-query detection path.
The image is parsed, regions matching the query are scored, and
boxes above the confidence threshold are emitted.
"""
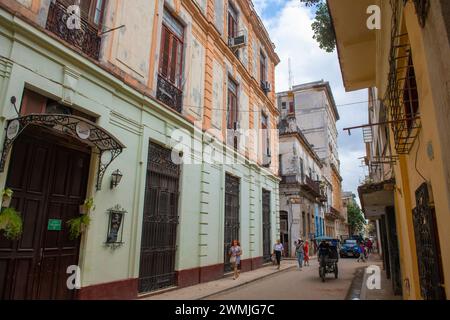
[288,198,294,258]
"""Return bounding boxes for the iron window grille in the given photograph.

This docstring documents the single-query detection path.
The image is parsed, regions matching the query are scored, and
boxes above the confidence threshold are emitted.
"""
[384,0,421,154]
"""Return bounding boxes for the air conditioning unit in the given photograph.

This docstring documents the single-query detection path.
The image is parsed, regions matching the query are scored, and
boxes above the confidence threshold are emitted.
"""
[261,81,271,93]
[228,34,247,50]
[262,153,272,167]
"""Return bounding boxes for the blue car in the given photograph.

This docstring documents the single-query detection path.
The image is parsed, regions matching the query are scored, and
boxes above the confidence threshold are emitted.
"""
[339,239,360,258]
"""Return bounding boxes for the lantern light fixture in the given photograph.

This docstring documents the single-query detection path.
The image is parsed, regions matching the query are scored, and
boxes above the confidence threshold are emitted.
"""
[110,169,123,189]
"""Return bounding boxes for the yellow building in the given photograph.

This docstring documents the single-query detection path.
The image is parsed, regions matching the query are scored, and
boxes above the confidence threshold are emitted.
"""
[329,0,450,300]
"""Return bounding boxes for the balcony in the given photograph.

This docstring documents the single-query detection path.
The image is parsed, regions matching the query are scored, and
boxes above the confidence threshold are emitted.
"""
[281,175,299,185]
[280,175,322,199]
[156,75,183,113]
[303,176,322,198]
[46,1,101,60]
[326,207,341,220]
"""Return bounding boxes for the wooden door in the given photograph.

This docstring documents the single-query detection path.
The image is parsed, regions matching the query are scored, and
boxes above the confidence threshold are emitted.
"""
[0,128,90,300]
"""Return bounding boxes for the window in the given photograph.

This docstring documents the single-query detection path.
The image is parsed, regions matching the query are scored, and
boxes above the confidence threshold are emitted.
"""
[300,158,304,181]
[403,55,419,131]
[289,101,295,114]
[228,3,238,40]
[227,77,239,130]
[281,102,286,108]
[261,113,270,158]
[260,51,267,83]
[159,9,184,89]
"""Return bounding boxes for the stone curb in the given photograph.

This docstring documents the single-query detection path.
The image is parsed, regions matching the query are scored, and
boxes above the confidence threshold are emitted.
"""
[198,264,297,300]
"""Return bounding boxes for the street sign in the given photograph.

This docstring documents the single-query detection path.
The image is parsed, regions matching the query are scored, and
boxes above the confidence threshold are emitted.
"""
[47,219,62,231]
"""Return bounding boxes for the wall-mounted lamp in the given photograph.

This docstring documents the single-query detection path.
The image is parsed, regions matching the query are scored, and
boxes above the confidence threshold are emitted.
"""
[110,169,123,189]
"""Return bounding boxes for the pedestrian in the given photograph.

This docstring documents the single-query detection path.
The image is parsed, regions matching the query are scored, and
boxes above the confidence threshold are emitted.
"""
[303,240,310,267]
[295,240,304,270]
[229,240,242,280]
[357,242,366,262]
[367,239,373,254]
[273,239,284,270]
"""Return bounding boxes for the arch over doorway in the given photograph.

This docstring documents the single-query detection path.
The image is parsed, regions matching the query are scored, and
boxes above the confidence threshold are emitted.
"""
[0,114,125,190]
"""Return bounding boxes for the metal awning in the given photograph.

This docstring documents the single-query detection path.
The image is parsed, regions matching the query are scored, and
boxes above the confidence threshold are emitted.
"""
[0,114,125,190]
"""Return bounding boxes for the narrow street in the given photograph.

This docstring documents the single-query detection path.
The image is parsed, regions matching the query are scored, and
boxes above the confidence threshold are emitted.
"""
[204,258,370,300]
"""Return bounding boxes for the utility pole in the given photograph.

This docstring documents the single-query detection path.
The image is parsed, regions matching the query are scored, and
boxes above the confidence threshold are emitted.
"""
[288,57,293,90]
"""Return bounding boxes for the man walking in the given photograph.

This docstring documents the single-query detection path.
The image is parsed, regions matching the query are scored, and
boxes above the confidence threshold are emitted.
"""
[295,240,304,270]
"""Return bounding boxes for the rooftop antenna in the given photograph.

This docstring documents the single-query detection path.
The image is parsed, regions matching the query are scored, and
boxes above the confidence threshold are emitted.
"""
[288,57,293,90]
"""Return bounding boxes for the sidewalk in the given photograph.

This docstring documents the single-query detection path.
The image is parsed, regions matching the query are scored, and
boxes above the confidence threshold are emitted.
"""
[359,254,402,300]
[141,260,298,300]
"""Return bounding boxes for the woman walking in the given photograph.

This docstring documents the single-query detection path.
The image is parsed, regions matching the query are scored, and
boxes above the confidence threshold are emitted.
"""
[295,240,304,270]
[273,239,284,270]
[303,240,310,267]
[229,240,242,280]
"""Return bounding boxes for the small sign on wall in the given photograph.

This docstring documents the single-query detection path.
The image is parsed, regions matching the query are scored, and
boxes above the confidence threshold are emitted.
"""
[47,219,62,231]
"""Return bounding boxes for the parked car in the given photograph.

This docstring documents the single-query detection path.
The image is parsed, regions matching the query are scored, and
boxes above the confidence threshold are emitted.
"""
[339,239,360,258]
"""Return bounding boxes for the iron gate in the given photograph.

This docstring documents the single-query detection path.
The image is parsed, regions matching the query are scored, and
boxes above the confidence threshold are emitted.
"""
[412,183,446,300]
[262,190,272,262]
[139,142,180,293]
[224,174,240,273]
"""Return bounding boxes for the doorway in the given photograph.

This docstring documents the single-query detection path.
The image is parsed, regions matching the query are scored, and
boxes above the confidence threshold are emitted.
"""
[0,127,90,299]
[262,189,271,263]
[224,174,240,273]
[138,142,180,293]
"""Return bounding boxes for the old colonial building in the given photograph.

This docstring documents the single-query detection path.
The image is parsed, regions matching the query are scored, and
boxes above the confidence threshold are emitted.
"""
[329,0,450,300]
[277,81,344,240]
[278,114,325,256]
[0,0,280,299]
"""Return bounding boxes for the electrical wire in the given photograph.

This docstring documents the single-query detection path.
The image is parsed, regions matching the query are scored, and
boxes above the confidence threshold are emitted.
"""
[414,128,427,183]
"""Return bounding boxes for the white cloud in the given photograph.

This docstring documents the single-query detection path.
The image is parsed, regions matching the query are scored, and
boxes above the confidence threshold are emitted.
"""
[256,1,369,196]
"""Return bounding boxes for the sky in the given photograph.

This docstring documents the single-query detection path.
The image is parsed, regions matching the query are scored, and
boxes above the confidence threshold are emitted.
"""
[253,0,369,198]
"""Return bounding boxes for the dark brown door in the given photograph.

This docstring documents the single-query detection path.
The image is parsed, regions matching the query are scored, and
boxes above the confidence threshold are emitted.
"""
[0,128,90,300]
[412,183,446,300]
[262,190,271,263]
[224,174,240,273]
[139,142,180,293]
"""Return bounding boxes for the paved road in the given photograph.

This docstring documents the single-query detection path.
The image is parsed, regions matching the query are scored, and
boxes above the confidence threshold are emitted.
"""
[205,257,369,300]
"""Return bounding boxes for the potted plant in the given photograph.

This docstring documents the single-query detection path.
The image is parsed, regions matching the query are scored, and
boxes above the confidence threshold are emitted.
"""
[67,213,91,240]
[79,197,95,214]
[68,198,95,240]
[1,188,14,208]
[0,207,23,240]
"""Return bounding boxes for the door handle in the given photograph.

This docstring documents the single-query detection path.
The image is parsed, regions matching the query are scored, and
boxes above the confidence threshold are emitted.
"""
[37,248,43,266]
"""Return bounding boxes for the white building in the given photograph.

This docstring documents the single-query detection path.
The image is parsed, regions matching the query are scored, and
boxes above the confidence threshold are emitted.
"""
[278,81,343,239]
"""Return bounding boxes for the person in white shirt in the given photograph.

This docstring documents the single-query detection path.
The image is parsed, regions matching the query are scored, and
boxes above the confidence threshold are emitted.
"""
[273,240,284,270]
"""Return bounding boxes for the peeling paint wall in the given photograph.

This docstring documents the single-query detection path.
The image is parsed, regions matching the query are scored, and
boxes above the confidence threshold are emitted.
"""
[185,36,205,120]
[214,0,224,35]
[212,59,224,130]
[110,0,154,83]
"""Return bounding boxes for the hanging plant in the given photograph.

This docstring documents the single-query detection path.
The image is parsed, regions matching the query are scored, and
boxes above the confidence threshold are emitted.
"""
[68,198,95,240]
[67,214,91,240]
[0,207,23,240]
[79,197,96,214]
[1,188,14,208]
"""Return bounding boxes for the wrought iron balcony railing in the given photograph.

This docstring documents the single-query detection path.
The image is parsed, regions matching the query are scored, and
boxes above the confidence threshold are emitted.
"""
[156,75,183,113]
[46,1,102,60]
[304,176,321,198]
[281,174,322,198]
[281,175,300,185]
